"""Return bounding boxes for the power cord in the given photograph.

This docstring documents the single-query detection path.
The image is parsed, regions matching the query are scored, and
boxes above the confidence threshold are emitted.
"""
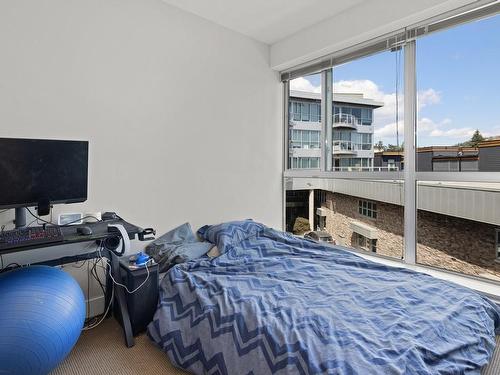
[82,244,151,330]
[97,245,151,294]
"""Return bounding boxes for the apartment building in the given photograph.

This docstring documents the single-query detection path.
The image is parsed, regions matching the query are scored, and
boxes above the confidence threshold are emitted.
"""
[289,90,383,170]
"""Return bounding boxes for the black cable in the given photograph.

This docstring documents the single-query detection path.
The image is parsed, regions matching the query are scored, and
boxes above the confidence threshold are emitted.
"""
[0,262,21,273]
[91,259,106,296]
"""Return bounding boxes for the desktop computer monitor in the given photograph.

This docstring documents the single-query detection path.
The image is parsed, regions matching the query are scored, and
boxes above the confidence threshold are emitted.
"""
[0,138,89,212]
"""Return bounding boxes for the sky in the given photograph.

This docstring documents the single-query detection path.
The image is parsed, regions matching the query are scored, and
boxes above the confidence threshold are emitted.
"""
[290,14,500,147]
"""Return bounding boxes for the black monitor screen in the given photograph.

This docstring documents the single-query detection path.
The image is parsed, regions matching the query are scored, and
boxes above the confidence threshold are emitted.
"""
[0,138,88,209]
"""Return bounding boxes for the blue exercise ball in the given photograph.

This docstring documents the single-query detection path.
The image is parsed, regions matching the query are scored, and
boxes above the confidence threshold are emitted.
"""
[0,266,85,375]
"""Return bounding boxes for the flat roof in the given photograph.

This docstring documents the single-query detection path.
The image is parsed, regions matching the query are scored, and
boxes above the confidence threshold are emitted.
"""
[417,146,478,153]
[479,139,500,148]
[286,177,500,225]
[290,90,384,108]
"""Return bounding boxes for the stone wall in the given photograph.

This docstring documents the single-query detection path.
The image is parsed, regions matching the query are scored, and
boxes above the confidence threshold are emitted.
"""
[322,191,500,280]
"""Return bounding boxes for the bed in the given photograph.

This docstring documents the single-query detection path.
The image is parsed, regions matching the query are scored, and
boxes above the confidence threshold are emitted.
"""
[148,220,500,374]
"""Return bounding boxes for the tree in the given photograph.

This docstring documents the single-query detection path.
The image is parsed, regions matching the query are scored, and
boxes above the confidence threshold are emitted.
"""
[470,129,485,147]
[386,143,404,152]
[454,129,484,147]
[375,141,386,151]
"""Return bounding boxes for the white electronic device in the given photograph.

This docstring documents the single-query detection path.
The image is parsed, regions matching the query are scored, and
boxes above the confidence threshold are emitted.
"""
[57,213,83,226]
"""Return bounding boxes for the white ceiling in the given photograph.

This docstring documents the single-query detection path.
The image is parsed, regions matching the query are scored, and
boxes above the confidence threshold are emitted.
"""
[160,0,370,45]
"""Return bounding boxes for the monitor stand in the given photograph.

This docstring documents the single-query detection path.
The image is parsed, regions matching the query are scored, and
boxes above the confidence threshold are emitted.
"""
[15,207,27,228]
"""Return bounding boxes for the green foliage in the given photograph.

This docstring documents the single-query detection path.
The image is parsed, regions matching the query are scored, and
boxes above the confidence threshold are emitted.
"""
[454,129,484,147]
[376,141,404,152]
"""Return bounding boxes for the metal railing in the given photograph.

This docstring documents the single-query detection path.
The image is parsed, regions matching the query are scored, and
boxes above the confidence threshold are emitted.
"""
[333,113,361,127]
[332,166,400,172]
[333,140,372,152]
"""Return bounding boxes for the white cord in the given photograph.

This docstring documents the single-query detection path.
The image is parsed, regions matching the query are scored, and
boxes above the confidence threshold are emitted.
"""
[104,257,150,294]
[82,249,151,330]
[97,247,151,294]
[82,286,114,331]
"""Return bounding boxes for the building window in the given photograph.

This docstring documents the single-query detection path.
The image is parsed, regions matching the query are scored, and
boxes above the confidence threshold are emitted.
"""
[291,157,320,169]
[290,101,321,122]
[358,200,377,219]
[355,233,377,253]
[291,130,321,149]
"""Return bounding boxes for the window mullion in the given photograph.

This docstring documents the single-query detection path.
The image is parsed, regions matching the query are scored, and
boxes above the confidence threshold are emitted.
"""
[283,80,290,231]
[403,40,417,265]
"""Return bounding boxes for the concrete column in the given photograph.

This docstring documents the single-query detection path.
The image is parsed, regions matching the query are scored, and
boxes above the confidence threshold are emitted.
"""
[308,189,314,231]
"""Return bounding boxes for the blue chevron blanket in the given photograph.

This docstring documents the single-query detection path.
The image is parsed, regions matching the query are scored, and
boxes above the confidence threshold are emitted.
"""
[148,221,500,375]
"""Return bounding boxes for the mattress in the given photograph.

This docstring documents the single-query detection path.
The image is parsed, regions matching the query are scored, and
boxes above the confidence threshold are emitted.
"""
[148,221,500,374]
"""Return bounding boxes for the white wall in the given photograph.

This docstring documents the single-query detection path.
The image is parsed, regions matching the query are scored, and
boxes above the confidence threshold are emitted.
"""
[0,0,282,313]
[270,0,476,70]
[0,0,282,239]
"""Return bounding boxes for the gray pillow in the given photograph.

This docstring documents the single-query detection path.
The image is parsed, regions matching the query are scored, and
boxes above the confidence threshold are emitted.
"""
[145,223,213,272]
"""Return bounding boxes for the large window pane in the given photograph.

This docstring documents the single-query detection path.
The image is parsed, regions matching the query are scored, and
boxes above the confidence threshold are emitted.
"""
[415,13,500,282]
[285,179,404,260]
[333,49,403,172]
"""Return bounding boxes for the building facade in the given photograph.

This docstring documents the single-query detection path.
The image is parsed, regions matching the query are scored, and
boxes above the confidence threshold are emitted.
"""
[417,146,479,172]
[289,90,383,170]
[374,151,404,171]
[319,191,500,280]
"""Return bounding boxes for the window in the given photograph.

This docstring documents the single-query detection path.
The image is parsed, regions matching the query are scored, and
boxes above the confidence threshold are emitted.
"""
[301,103,310,121]
[355,233,377,253]
[290,157,320,169]
[415,12,500,281]
[291,130,321,149]
[361,108,372,125]
[284,1,500,279]
[289,101,321,123]
[358,200,377,219]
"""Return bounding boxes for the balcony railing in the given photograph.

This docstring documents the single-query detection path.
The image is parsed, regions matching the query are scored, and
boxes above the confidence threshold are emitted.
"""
[333,113,361,128]
[332,166,400,172]
[333,140,372,153]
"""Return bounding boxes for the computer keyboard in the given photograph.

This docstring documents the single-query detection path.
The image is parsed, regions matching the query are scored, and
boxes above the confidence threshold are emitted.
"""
[0,226,64,251]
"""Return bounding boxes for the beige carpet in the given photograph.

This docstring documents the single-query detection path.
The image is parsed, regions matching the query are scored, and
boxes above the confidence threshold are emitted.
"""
[51,318,188,375]
[51,319,499,375]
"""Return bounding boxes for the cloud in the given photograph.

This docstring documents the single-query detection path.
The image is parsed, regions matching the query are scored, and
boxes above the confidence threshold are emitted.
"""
[429,127,475,138]
[417,118,475,141]
[375,118,456,139]
[418,89,441,108]
[290,77,321,93]
[375,121,404,138]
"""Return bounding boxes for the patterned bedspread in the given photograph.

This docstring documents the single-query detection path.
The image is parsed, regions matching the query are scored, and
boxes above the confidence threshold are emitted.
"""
[148,221,500,374]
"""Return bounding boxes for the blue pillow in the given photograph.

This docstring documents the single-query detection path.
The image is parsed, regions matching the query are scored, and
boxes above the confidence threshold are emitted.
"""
[197,220,265,253]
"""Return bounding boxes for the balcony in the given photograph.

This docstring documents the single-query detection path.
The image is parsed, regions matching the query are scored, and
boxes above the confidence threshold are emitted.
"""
[333,140,372,155]
[331,166,400,172]
[333,113,361,129]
